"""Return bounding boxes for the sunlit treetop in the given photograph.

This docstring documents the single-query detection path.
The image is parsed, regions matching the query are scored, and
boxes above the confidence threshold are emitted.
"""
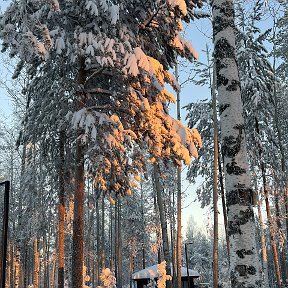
[0,0,203,197]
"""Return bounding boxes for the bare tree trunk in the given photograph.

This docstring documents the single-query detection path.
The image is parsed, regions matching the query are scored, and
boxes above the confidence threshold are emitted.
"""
[153,164,172,288]
[263,186,281,287]
[58,131,65,288]
[274,189,288,285]
[43,235,49,288]
[101,194,105,270]
[51,252,56,288]
[140,179,146,270]
[109,203,113,269]
[255,117,281,288]
[72,57,86,288]
[129,251,133,288]
[175,62,182,288]
[211,0,262,286]
[96,198,100,286]
[212,63,219,288]
[169,188,176,287]
[176,167,181,288]
[257,193,269,288]
[6,239,11,288]
[117,198,122,288]
[114,200,118,282]
[11,240,14,288]
[218,151,230,257]
[14,248,20,288]
[33,239,40,288]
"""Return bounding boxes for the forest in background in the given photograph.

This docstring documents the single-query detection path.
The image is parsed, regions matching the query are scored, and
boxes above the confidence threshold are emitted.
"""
[0,0,287,287]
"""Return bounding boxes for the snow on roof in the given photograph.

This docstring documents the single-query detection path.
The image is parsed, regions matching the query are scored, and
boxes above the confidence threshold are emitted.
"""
[132,265,199,280]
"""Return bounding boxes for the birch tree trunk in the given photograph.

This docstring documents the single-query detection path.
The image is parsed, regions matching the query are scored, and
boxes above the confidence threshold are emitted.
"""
[211,1,262,286]
[72,57,86,288]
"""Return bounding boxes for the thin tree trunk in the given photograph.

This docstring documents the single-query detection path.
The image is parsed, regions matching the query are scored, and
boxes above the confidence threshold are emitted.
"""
[51,253,56,288]
[43,234,49,288]
[140,179,146,270]
[218,150,230,257]
[14,248,20,288]
[129,251,133,288]
[263,184,281,288]
[257,193,269,288]
[58,131,65,288]
[211,0,262,286]
[175,62,182,288]
[34,239,40,288]
[109,203,113,269]
[114,200,118,282]
[176,167,181,288]
[212,63,219,288]
[7,239,11,288]
[96,198,100,286]
[117,198,122,288]
[72,56,86,288]
[274,189,288,285]
[169,188,176,287]
[11,240,14,288]
[153,164,172,288]
[101,194,105,270]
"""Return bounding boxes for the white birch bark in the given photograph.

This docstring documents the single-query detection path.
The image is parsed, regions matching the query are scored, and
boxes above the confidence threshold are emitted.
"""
[211,0,262,286]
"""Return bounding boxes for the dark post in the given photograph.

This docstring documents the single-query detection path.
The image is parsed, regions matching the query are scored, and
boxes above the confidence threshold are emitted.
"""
[0,181,10,288]
[185,243,190,288]
[185,242,194,288]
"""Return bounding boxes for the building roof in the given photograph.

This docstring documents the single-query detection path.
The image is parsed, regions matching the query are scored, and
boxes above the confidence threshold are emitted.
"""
[132,265,200,280]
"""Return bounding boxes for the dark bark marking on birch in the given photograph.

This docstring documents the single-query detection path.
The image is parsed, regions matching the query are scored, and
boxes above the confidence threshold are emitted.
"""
[219,103,230,114]
[226,160,246,175]
[236,249,254,259]
[234,265,257,278]
[227,188,254,206]
[228,207,254,236]
[222,124,245,158]
[215,39,234,59]
[227,79,240,91]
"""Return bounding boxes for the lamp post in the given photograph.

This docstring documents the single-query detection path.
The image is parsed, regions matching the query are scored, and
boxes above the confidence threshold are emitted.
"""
[185,242,193,288]
[0,181,10,288]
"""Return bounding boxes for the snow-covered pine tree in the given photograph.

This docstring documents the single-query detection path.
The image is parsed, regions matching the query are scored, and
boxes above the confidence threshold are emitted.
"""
[185,47,215,208]
[0,0,203,286]
[211,0,262,286]
[276,0,288,79]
